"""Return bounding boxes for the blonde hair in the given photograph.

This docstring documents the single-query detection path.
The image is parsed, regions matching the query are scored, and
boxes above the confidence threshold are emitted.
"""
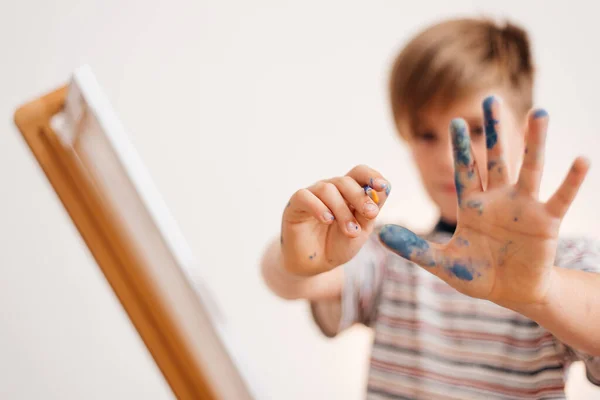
[390,18,535,137]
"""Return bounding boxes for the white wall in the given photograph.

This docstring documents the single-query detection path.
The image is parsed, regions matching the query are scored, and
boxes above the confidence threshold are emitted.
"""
[1,0,599,399]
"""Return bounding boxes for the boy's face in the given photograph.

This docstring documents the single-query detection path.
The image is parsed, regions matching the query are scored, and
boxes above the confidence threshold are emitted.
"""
[401,90,526,224]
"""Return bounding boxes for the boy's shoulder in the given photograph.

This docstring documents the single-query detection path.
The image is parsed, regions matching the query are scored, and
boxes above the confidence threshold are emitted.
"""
[555,236,600,273]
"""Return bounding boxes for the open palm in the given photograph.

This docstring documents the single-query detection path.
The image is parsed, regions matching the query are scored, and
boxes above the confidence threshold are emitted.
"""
[379,97,589,306]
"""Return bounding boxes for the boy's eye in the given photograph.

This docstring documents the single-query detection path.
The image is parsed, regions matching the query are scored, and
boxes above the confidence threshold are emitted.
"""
[415,131,438,142]
[471,126,484,137]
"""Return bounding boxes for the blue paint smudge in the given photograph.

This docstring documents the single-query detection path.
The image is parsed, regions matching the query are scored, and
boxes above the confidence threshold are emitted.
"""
[533,109,548,119]
[385,183,392,196]
[379,225,433,266]
[483,96,498,149]
[450,119,471,166]
[465,200,483,215]
[487,160,497,170]
[370,177,374,187]
[456,237,469,247]
[467,166,475,179]
[309,252,316,260]
[286,201,291,208]
[449,263,473,281]
[454,172,464,205]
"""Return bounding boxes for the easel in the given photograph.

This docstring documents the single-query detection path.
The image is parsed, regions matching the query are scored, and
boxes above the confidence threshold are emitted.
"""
[13,83,253,400]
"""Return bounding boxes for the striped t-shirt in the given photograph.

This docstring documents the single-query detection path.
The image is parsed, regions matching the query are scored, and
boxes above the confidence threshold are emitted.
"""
[311,222,600,399]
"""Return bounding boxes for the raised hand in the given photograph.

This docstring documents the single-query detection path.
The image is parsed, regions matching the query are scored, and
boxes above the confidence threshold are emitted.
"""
[379,96,590,306]
[281,165,391,276]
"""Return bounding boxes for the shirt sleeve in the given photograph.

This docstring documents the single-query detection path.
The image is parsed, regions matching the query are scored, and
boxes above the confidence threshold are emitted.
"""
[555,237,600,386]
[310,231,388,336]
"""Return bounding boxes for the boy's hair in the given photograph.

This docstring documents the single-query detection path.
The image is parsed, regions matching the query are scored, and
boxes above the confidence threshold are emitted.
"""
[390,18,534,137]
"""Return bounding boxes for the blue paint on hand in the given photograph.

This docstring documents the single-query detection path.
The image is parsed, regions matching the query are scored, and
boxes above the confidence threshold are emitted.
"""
[379,225,433,266]
[483,96,499,149]
[454,173,464,204]
[465,200,484,215]
[533,109,548,119]
[385,183,392,196]
[450,119,471,166]
[467,165,475,179]
[449,263,473,281]
[456,237,469,247]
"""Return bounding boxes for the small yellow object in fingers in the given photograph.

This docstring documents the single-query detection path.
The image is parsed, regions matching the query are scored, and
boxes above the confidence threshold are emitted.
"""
[363,185,379,204]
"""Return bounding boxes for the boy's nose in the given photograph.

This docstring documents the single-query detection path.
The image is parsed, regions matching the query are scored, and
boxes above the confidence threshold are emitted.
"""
[439,143,455,175]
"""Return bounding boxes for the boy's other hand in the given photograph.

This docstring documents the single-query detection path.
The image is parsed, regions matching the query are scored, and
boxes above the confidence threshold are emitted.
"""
[379,96,589,307]
[281,165,391,276]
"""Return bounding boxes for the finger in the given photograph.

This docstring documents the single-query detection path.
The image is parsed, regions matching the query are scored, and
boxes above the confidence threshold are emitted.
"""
[287,188,336,224]
[378,224,440,268]
[545,157,590,218]
[309,182,362,237]
[450,119,481,205]
[483,96,510,188]
[517,109,548,197]
[346,164,392,203]
[328,176,379,220]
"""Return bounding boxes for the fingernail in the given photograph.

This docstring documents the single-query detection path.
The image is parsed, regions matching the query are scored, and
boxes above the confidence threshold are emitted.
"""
[364,202,378,214]
[533,109,549,119]
[372,178,389,191]
[346,221,360,233]
[323,211,335,221]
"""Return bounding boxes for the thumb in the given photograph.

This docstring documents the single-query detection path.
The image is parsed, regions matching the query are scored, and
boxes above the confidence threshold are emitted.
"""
[378,224,438,268]
[378,225,481,283]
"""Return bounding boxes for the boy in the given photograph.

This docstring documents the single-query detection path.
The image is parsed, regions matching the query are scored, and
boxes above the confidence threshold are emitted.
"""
[261,18,600,399]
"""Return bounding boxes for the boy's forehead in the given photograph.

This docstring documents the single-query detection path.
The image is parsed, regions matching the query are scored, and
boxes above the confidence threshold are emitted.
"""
[417,90,509,128]
[431,94,486,119]
[409,101,480,132]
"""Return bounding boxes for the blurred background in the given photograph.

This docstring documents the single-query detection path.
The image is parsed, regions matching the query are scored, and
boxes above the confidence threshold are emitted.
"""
[1,1,599,399]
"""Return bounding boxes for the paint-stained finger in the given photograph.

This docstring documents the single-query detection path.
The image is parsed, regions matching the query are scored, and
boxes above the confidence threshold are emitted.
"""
[450,119,482,205]
[309,182,362,237]
[378,224,438,267]
[517,109,548,197]
[484,96,510,188]
[346,164,392,199]
[328,176,379,220]
[287,188,336,224]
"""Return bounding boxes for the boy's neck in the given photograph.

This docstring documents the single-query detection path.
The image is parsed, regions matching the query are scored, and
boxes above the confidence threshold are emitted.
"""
[434,218,456,235]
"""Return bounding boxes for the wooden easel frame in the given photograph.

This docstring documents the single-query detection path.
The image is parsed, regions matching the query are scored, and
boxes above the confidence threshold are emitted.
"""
[13,86,253,400]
